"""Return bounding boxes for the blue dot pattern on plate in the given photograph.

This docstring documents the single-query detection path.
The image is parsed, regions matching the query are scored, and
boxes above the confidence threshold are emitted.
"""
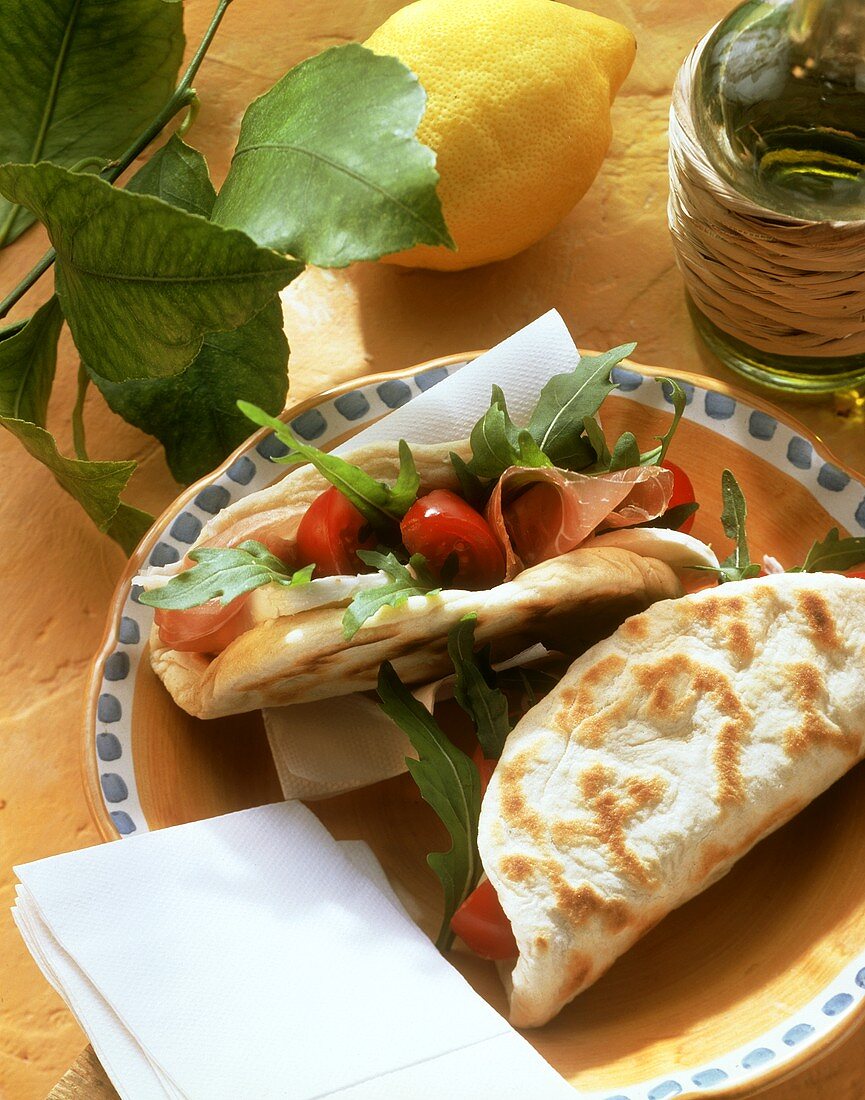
[705,391,736,419]
[783,1023,815,1046]
[100,773,129,803]
[857,968,865,989]
[823,993,853,1016]
[786,436,813,469]
[334,391,370,421]
[227,455,256,485]
[291,408,327,441]
[855,499,865,530]
[96,733,122,762]
[692,1068,728,1087]
[665,382,694,405]
[748,410,777,440]
[817,462,850,492]
[648,1081,682,1100]
[149,542,179,567]
[103,652,129,682]
[130,584,143,605]
[194,484,230,514]
[416,366,449,391]
[110,811,136,835]
[377,379,412,408]
[97,694,121,723]
[611,366,642,391]
[256,432,290,460]
[170,512,202,544]
[742,1048,774,1069]
[118,616,140,645]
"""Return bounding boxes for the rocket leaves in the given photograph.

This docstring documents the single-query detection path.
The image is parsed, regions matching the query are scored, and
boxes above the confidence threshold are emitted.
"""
[0,163,302,382]
[213,44,453,267]
[0,0,184,248]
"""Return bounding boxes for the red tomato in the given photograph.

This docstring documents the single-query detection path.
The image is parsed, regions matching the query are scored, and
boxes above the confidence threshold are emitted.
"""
[296,487,376,576]
[451,878,518,960]
[472,744,496,796]
[154,595,252,654]
[400,490,505,589]
[846,570,865,579]
[662,459,696,534]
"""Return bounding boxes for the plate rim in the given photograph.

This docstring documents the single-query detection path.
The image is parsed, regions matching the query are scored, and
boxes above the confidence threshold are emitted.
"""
[80,349,865,1099]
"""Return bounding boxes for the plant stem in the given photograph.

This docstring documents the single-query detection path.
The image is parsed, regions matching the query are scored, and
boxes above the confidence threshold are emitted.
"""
[0,0,234,322]
[72,363,90,461]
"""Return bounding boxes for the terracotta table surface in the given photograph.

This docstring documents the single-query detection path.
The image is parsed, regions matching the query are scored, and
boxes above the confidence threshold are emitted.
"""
[2,1,864,1098]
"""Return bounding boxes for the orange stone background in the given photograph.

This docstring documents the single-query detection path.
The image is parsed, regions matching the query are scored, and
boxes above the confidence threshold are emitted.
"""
[1,1,864,1097]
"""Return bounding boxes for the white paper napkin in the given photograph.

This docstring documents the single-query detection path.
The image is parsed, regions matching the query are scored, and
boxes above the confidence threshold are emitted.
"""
[265,311,580,801]
[14,802,575,1100]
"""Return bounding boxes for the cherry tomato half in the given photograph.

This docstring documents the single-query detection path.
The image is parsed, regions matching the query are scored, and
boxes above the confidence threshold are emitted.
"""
[400,490,505,589]
[846,570,865,579]
[662,459,696,534]
[451,878,518,960]
[296,486,376,576]
[154,594,252,655]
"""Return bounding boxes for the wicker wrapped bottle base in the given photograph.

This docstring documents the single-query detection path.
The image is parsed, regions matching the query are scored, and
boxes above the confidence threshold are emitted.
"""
[668,34,865,395]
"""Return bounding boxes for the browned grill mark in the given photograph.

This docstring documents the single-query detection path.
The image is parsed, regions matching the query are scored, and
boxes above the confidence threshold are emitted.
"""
[559,953,594,999]
[497,750,546,842]
[784,661,856,756]
[551,653,627,744]
[622,615,649,640]
[797,591,842,651]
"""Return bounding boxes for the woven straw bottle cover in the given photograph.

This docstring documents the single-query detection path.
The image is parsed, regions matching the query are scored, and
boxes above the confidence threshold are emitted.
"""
[668,30,865,363]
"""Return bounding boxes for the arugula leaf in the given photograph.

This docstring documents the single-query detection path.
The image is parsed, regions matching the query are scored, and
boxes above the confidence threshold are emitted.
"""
[239,401,419,534]
[0,0,184,248]
[213,44,453,266]
[639,379,686,466]
[631,501,700,532]
[449,452,488,509]
[718,469,761,582]
[377,661,481,951]
[526,344,635,469]
[0,163,302,382]
[447,615,511,760]
[792,528,865,573]
[609,431,641,472]
[139,541,313,610]
[0,300,149,554]
[466,385,553,478]
[126,134,216,218]
[586,378,687,472]
[342,551,439,640]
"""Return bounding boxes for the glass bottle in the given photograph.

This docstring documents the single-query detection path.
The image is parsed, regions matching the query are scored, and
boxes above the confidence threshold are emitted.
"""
[688,0,865,393]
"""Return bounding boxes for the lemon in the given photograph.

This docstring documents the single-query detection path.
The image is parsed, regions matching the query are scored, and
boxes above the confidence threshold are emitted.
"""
[364,0,636,271]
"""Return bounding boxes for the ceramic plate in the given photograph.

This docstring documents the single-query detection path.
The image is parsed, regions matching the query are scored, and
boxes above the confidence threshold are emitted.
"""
[83,354,865,1100]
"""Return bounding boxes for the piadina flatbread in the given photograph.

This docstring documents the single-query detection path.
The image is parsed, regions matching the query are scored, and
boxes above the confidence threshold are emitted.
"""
[478,571,865,1027]
[147,440,685,718]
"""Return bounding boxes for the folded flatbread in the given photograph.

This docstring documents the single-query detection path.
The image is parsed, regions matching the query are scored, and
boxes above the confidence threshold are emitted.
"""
[147,441,684,718]
[478,572,865,1027]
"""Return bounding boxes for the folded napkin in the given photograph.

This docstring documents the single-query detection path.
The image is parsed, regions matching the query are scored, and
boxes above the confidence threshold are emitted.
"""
[14,802,575,1099]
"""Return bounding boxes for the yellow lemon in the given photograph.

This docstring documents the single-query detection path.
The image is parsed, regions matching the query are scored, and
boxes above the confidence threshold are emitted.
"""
[365,0,636,271]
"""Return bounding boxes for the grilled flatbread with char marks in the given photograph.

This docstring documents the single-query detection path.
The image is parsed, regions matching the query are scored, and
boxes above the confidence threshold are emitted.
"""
[478,572,865,1028]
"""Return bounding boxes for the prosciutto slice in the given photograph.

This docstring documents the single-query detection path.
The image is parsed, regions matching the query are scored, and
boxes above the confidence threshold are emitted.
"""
[485,464,673,577]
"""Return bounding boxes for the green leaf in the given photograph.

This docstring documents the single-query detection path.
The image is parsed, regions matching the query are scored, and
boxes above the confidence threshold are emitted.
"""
[0,162,302,381]
[0,297,63,424]
[239,401,419,534]
[89,300,288,486]
[630,501,700,532]
[526,344,635,469]
[466,386,552,478]
[342,551,439,640]
[609,431,640,472]
[718,469,761,583]
[583,414,611,467]
[449,451,487,509]
[794,527,865,574]
[376,661,481,951]
[0,0,184,248]
[213,43,453,266]
[0,303,151,553]
[639,379,686,466]
[447,615,511,760]
[126,134,216,218]
[139,541,313,610]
